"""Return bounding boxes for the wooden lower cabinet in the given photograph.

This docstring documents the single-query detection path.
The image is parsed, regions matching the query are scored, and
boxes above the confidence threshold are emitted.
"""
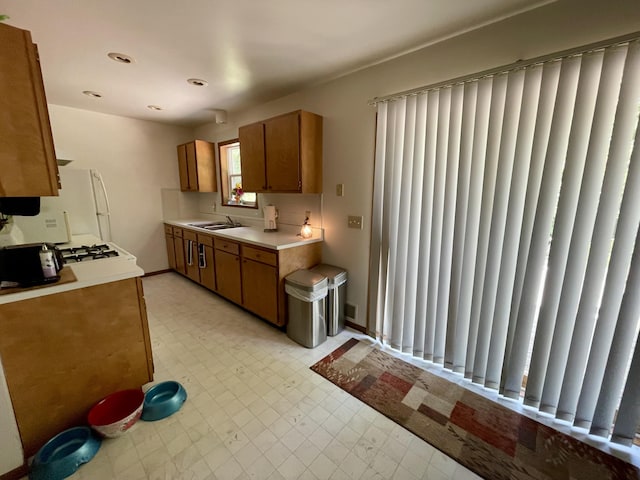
[0,277,153,457]
[164,225,176,270]
[214,247,242,304]
[164,223,322,327]
[242,257,278,324]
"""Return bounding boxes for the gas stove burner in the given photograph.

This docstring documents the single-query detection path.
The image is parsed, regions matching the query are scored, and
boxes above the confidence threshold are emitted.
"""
[60,243,120,264]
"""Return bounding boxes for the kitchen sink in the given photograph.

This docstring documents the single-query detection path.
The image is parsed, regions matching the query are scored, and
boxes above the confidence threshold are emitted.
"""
[187,221,242,230]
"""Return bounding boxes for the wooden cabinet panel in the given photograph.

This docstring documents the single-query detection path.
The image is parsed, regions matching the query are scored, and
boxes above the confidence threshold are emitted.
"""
[200,243,215,291]
[214,238,240,255]
[215,249,242,304]
[242,258,278,324]
[183,231,200,282]
[173,235,185,273]
[176,140,216,192]
[0,278,153,457]
[243,245,277,266]
[265,112,301,191]
[239,122,266,192]
[165,233,176,270]
[197,233,215,291]
[0,23,59,197]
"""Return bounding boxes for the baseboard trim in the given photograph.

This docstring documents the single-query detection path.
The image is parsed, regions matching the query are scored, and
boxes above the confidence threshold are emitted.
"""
[345,319,366,333]
[0,463,28,480]
[143,269,172,277]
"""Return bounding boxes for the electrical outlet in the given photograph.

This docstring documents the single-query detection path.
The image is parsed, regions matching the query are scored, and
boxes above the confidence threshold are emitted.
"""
[348,215,363,229]
[336,183,344,196]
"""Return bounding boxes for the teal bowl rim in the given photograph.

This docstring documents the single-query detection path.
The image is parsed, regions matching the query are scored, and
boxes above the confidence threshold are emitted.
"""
[141,381,187,421]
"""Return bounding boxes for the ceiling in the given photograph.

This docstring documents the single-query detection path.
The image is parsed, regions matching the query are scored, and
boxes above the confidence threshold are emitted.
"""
[0,0,550,127]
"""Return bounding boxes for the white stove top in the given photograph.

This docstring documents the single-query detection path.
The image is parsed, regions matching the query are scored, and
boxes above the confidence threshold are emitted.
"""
[58,234,136,264]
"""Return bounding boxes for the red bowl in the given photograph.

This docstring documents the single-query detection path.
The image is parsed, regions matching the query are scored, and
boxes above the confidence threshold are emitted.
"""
[87,389,144,438]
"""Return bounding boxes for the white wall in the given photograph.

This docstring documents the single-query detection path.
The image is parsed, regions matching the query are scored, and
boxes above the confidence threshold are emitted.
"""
[0,362,22,474]
[48,105,192,272]
[195,0,640,327]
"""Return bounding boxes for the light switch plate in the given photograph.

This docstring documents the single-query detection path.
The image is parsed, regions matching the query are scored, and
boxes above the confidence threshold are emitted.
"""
[336,183,344,196]
[348,215,363,229]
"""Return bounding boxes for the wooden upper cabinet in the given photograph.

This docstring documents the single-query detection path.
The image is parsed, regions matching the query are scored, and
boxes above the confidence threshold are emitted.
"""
[238,122,266,192]
[176,140,216,192]
[0,23,59,197]
[239,110,322,193]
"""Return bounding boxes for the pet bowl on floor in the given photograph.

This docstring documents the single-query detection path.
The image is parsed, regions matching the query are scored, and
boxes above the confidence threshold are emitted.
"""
[29,426,101,480]
[87,388,144,438]
[141,381,187,421]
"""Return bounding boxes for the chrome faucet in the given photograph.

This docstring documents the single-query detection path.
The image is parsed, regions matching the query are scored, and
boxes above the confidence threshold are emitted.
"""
[225,215,234,225]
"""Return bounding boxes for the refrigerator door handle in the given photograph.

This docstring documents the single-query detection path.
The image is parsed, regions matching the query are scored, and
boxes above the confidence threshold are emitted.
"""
[91,170,113,242]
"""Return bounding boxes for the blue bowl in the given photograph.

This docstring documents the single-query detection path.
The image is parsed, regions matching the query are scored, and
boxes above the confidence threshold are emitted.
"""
[141,381,187,421]
[29,426,101,480]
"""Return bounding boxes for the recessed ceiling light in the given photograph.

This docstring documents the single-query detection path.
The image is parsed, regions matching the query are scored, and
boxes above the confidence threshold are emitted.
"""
[187,78,208,87]
[108,52,135,64]
[147,105,163,111]
[82,90,102,98]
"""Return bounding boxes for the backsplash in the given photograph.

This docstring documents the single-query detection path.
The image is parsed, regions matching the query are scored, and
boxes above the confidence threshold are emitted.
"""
[161,189,323,229]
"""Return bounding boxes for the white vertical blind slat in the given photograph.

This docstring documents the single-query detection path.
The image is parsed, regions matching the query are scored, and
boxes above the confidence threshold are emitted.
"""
[540,46,628,414]
[412,94,433,357]
[402,95,428,353]
[430,88,452,363]
[469,73,508,383]
[440,84,463,369]
[557,41,640,421]
[526,51,604,409]
[503,55,583,399]
[474,70,526,387]
[447,82,478,373]
[611,324,640,445]
[367,102,388,338]
[419,91,440,360]
[389,98,413,351]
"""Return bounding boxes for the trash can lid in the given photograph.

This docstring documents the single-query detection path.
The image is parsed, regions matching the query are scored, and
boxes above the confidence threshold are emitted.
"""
[285,269,328,291]
[311,264,347,286]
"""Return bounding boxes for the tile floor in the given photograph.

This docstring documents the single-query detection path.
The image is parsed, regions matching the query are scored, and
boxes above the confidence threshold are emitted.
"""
[35,272,483,480]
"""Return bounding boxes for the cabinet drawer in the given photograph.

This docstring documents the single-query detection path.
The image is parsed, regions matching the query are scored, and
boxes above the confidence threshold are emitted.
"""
[197,234,213,247]
[183,230,197,242]
[214,238,240,255]
[164,224,173,235]
[243,246,277,266]
[172,227,183,238]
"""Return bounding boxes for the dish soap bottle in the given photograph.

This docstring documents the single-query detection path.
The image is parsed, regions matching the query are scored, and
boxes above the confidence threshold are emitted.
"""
[39,244,56,278]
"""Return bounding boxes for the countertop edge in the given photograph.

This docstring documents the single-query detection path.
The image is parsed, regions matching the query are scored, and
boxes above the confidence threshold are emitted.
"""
[164,219,324,250]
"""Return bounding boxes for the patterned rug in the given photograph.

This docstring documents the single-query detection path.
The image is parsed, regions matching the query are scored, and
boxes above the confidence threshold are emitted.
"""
[310,338,640,480]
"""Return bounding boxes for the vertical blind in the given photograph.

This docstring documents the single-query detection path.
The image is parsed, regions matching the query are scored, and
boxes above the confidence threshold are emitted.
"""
[368,38,640,445]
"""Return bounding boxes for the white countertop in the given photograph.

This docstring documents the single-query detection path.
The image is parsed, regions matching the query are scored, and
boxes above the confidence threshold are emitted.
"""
[0,236,144,305]
[165,219,324,250]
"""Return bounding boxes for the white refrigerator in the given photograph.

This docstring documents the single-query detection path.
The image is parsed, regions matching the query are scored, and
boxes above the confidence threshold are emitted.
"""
[15,168,112,243]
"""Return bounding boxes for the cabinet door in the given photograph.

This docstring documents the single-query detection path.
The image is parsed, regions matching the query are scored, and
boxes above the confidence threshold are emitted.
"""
[239,122,267,192]
[199,243,215,291]
[186,141,198,192]
[214,250,242,304]
[165,234,176,270]
[177,143,190,191]
[0,24,59,197]
[184,231,200,282]
[173,236,185,273]
[193,140,216,192]
[265,112,301,192]
[242,258,278,324]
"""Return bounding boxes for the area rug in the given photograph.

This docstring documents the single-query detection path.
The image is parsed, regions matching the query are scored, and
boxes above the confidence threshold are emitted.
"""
[310,338,639,480]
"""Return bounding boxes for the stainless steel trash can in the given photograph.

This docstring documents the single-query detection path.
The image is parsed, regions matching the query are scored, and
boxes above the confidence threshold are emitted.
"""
[285,270,328,348]
[311,264,347,336]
